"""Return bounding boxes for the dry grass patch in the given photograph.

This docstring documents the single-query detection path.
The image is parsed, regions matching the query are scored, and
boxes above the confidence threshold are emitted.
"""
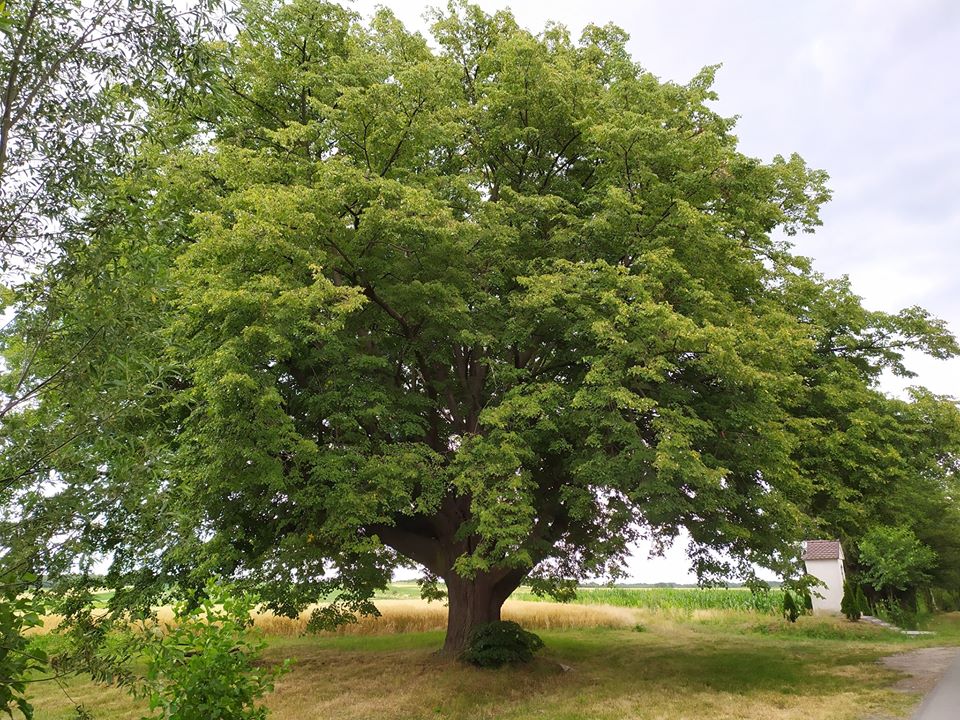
[254,628,919,720]
[27,607,956,720]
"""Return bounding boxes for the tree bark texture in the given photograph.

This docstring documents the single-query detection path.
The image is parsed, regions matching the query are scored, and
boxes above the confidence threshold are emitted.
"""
[440,570,525,657]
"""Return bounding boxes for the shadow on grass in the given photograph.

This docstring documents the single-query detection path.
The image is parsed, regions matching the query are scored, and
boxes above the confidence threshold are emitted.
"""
[540,628,890,694]
[260,626,903,720]
[28,622,924,720]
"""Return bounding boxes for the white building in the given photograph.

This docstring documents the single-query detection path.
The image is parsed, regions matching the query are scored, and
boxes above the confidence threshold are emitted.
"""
[803,540,845,614]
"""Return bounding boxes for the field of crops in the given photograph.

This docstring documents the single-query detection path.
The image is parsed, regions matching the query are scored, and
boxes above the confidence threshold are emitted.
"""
[376,583,788,614]
[530,586,786,614]
[89,583,787,615]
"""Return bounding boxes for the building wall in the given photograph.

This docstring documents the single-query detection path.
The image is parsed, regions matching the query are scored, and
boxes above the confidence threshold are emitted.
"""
[804,558,845,613]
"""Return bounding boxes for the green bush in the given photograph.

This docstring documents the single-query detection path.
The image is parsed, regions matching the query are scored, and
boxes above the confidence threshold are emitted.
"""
[782,592,800,623]
[859,526,937,596]
[0,571,46,719]
[460,620,544,668]
[132,584,287,720]
[841,580,861,621]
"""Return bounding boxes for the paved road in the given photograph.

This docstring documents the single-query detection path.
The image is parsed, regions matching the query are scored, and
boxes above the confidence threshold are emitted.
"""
[914,652,960,719]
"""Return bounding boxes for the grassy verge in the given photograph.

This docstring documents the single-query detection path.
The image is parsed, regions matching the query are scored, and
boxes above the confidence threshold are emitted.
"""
[25,601,958,720]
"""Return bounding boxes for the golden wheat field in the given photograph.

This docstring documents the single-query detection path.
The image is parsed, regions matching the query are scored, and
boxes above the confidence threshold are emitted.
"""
[251,598,638,635]
[34,597,638,636]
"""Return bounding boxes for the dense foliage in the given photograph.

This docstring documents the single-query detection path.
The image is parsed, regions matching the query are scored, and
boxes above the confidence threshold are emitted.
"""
[859,526,938,599]
[0,0,226,706]
[0,0,222,269]
[2,0,959,655]
[461,620,544,668]
[0,571,45,718]
[131,587,285,720]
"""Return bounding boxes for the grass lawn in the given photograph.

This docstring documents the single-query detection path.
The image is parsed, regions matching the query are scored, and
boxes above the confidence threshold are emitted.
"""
[24,600,960,720]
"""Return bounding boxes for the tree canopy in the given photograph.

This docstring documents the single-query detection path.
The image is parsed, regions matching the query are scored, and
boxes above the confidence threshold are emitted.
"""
[3,0,959,655]
[0,0,222,271]
[0,0,227,712]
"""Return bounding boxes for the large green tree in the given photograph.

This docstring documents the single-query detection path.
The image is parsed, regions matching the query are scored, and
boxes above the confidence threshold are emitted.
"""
[3,0,957,656]
[781,271,960,599]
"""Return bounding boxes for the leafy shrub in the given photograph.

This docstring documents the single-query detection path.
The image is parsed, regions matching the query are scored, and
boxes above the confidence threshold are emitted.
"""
[132,584,288,720]
[782,592,800,623]
[0,571,46,719]
[841,580,861,621]
[460,620,544,668]
[859,526,937,595]
[855,585,870,616]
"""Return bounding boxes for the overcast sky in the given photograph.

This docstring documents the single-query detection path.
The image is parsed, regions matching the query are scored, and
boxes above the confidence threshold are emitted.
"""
[351,0,960,583]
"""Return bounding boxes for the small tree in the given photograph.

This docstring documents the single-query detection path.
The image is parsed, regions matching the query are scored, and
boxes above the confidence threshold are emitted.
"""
[782,591,801,623]
[840,580,861,621]
[854,584,870,616]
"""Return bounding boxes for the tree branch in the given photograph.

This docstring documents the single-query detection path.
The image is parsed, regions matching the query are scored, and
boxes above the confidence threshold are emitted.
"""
[0,0,41,178]
[367,522,445,575]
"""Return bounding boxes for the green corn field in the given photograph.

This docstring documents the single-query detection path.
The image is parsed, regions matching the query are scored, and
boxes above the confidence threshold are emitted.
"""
[512,586,786,614]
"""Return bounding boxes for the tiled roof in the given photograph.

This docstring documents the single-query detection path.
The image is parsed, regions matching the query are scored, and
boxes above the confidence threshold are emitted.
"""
[803,540,842,561]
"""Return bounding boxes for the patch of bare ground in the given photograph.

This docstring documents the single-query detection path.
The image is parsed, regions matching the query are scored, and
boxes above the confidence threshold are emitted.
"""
[864,647,960,720]
[879,647,959,694]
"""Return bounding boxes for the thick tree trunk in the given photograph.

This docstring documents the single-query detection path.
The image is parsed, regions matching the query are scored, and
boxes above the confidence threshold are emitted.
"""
[367,514,537,658]
[440,570,524,657]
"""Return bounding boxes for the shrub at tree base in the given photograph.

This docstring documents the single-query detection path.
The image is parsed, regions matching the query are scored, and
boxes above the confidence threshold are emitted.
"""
[460,621,544,668]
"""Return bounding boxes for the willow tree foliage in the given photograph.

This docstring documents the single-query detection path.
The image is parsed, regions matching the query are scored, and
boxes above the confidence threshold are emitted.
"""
[3,0,958,655]
[0,0,224,269]
[1,0,225,711]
